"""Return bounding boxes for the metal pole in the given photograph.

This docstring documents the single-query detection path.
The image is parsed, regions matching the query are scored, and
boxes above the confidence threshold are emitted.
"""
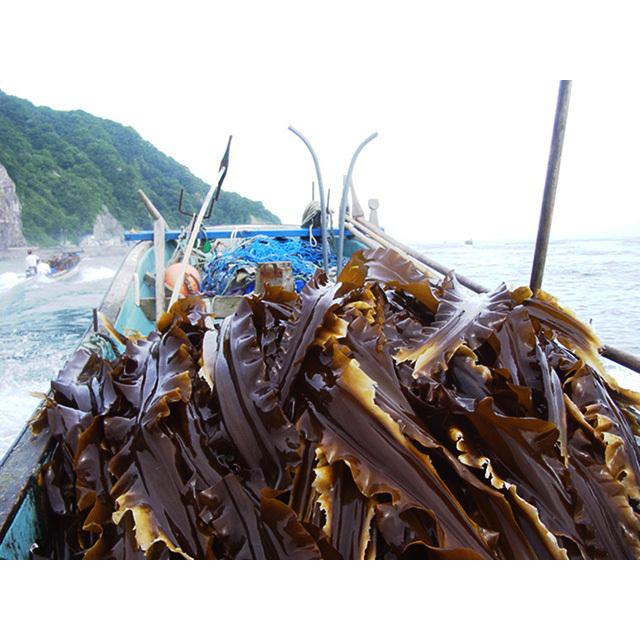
[337,132,378,270]
[600,345,640,375]
[530,80,572,293]
[288,127,328,273]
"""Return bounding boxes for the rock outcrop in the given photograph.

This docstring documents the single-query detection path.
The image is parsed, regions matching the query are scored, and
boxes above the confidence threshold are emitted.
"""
[81,205,125,246]
[0,163,26,250]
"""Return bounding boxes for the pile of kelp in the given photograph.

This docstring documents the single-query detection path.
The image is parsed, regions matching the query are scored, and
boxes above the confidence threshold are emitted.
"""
[35,247,640,559]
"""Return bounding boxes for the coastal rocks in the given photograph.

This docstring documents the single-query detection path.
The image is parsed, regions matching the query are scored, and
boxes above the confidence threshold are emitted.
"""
[80,205,125,247]
[0,163,26,251]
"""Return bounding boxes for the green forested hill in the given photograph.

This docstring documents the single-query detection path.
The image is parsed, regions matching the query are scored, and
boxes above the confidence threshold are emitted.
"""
[0,90,279,244]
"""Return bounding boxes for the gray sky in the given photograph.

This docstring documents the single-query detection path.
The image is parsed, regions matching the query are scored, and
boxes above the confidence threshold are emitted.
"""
[1,1,639,243]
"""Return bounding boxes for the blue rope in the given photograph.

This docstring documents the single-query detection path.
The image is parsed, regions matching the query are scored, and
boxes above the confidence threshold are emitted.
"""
[200,235,334,295]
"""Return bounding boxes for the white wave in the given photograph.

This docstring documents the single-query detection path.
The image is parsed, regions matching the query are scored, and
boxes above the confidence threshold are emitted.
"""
[0,271,24,293]
[76,266,116,283]
[0,390,41,459]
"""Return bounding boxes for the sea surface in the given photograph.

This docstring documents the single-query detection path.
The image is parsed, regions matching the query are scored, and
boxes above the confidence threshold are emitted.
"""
[0,249,127,457]
[1,237,639,458]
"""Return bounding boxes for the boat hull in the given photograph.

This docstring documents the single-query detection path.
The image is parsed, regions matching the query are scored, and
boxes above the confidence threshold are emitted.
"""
[0,228,363,558]
[0,241,151,559]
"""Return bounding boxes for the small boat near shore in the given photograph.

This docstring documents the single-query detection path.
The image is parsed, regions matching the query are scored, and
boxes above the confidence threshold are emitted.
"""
[45,252,81,279]
[24,251,81,281]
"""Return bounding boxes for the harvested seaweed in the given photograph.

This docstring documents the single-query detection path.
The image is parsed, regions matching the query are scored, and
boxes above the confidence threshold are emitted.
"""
[34,248,640,559]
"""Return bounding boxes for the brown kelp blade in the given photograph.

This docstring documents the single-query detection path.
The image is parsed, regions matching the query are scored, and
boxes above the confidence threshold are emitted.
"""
[35,248,640,559]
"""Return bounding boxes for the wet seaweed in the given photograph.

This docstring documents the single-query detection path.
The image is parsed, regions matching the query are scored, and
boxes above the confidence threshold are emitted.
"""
[36,248,640,559]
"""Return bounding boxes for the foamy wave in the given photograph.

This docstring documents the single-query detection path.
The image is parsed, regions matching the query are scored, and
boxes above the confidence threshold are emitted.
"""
[76,266,116,283]
[0,390,41,458]
[0,271,23,293]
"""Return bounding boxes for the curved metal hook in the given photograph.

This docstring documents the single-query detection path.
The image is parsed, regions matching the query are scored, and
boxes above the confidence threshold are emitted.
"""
[337,132,378,270]
[288,126,329,273]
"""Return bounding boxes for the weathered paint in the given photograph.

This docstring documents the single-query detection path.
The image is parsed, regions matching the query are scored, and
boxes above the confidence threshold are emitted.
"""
[114,244,160,335]
[0,485,42,560]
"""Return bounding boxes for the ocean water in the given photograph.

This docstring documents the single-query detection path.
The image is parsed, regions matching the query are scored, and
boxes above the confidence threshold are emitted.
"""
[415,237,640,391]
[0,238,639,458]
[0,250,127,457]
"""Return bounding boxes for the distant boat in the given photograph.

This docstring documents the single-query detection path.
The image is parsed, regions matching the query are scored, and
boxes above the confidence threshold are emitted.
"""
[464,238,473,245]
[45,251,81,279]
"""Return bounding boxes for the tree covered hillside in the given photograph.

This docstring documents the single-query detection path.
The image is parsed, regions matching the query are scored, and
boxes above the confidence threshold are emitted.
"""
[0,90,279,244]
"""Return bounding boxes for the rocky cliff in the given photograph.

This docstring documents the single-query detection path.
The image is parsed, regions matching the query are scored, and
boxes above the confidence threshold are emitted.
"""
[0,90,280,244]
[80,205,125,247]
[0,162,26,250]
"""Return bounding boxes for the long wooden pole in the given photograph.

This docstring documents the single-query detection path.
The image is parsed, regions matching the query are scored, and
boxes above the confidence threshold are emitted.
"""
[168,137,231,310]
[344,221,378,250]
[530,80,572,293]
[168,178,219,310]
[346,219,439,278]
[138,190,166,320]
[352,217,489,293]
[600,344,640,375]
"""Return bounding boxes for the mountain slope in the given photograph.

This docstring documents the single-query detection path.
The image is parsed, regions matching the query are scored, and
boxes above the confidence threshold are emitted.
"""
[0,90,279,244]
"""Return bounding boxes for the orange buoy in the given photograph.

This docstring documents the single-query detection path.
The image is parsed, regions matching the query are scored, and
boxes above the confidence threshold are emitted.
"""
[164,263,201,296]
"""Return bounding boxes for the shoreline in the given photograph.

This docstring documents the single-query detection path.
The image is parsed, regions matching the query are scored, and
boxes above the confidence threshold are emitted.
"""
[0,243,130,263]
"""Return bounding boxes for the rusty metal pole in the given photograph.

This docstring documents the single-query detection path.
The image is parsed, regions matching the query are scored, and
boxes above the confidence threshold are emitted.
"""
[600,344,640,375]
[530,80,572,293]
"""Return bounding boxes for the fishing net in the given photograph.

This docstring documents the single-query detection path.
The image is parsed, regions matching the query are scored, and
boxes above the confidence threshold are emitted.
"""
[200,235,334,295]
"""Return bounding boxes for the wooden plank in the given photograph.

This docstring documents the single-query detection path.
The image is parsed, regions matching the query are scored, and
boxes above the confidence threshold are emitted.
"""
[140,296,171,322]
[255,261,294,294]
[154,218,166,319]
[143,272,172,297]
[137,190,167,320]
